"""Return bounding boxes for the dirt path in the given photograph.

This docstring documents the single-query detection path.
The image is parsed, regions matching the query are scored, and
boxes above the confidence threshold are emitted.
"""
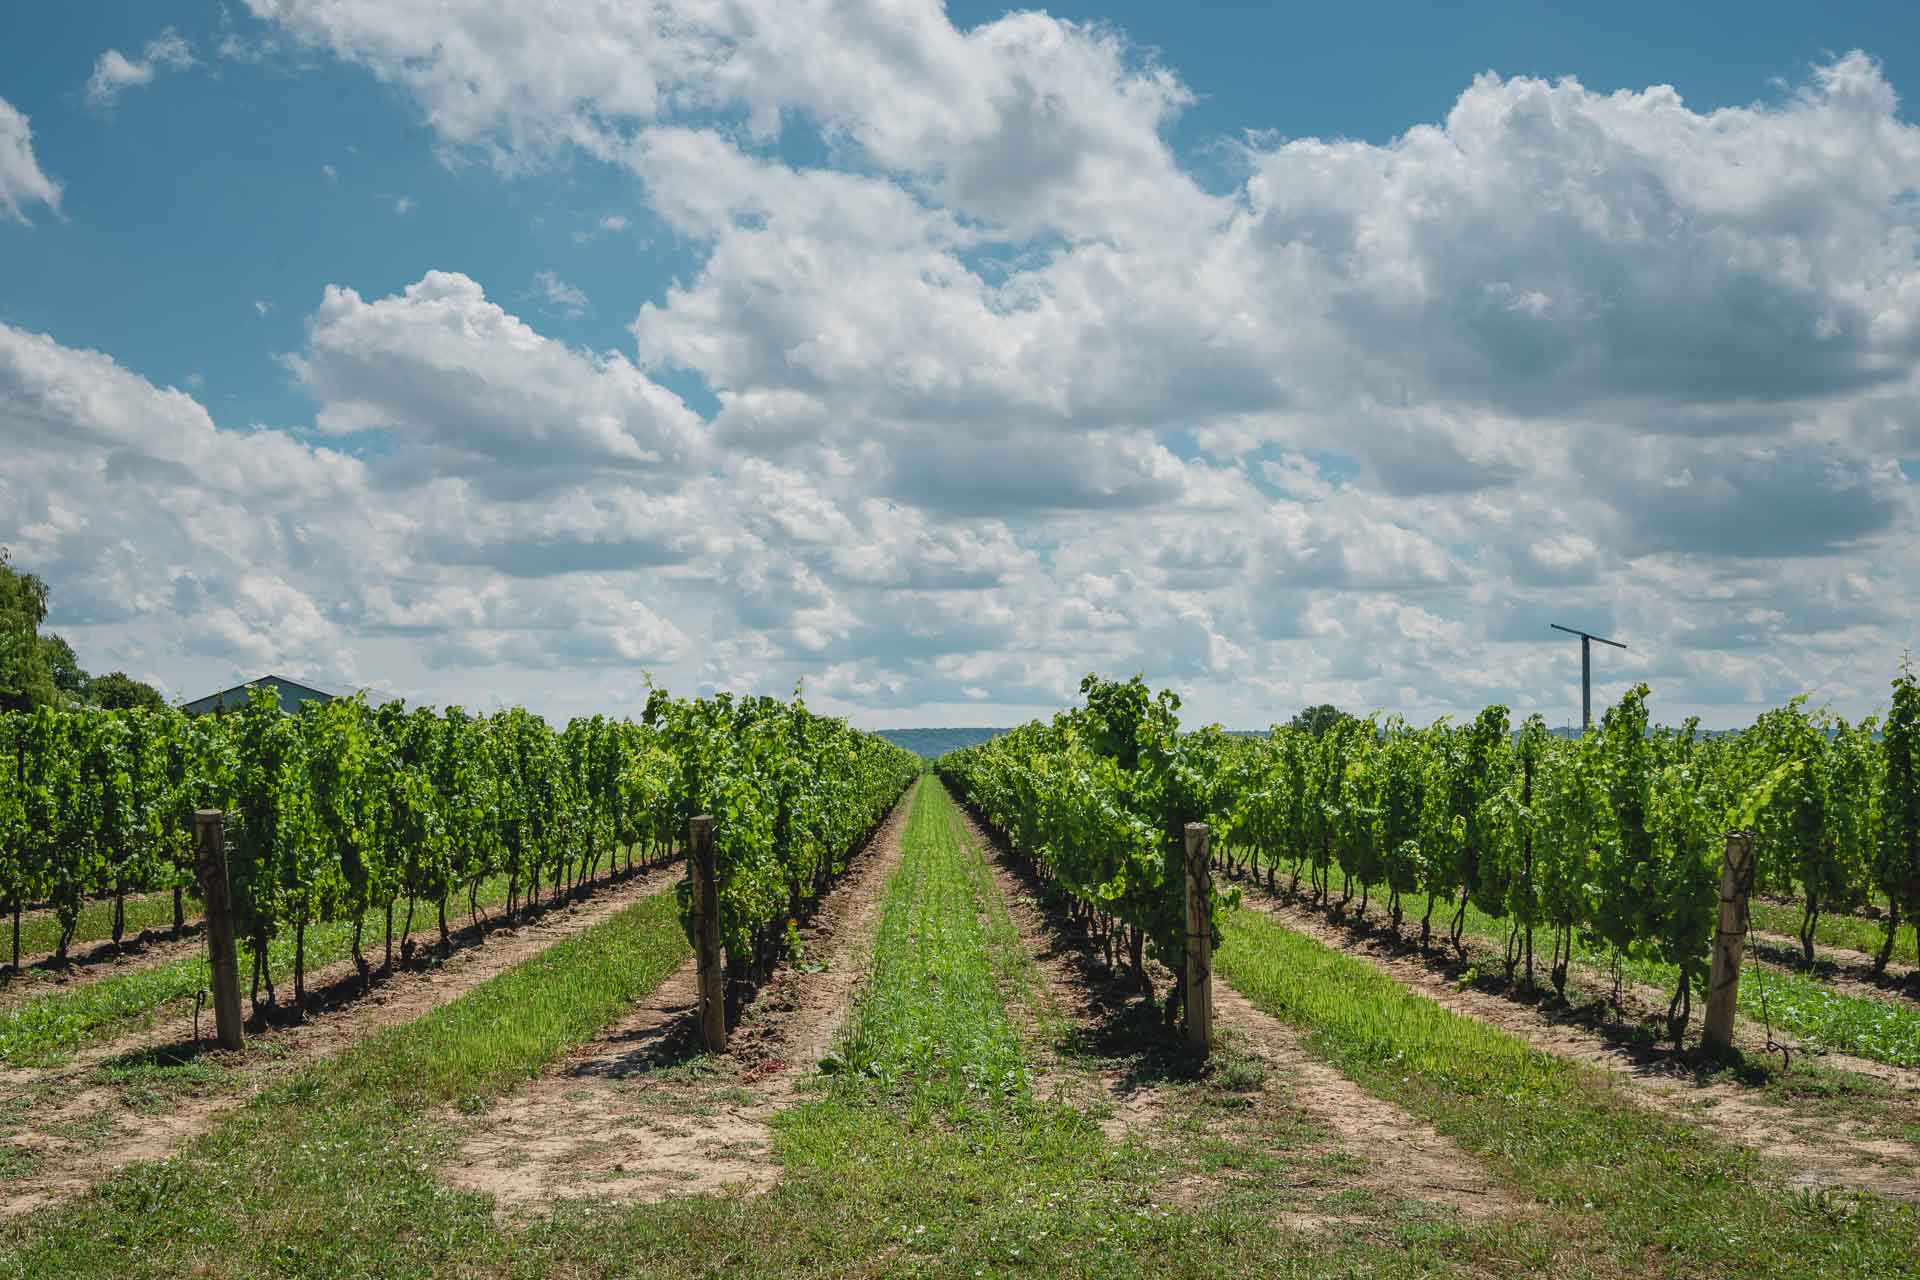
[442,789,916,1212]
[0,860,684,1221]
[1234,888,1920,1200]
[959,805,1518,1232]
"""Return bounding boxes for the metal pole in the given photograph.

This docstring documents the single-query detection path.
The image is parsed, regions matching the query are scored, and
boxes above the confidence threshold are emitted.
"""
[1582,635,1592,734]
[1551,624,1625,736]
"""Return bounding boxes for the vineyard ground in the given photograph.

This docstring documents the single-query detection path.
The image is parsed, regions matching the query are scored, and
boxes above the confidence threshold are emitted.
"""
[7,885,188,941]
[1257,865,1920,1083]
[445,784,916,1208]
[0,918,207,1016]
[1745,929,1920,1004]
[1230,883,1920,1198]
[967,803,1518,1229]
[0,841,670,1012]
[7,778,1920,1277]
[1,890,200,982]
[1215,905,1920,1276]
[1751,894,1920,969]
[1227,859,1920,1071]
[0,850,673,1066]
[0,857,686,1221]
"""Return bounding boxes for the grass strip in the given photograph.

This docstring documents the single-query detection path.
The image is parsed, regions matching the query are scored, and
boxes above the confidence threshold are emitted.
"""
[556,779,1492,1279]
[0,860,655,1066]
[0,884,690,1279]
[1288,877,1920,1068]
[1216,905,1920,1279]
[1747,898,1918,969]
[1721,963,1920,1067]
[701,776,1266,1279]
[6,889,201,968]
[823,777,1028,1115]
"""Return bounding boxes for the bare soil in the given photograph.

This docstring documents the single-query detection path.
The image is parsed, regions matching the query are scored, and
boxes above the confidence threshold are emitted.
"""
[1232,880,1920,1200]
[0,860,684,1221]
[442,793,915,1213]
[962,806,1518,1232]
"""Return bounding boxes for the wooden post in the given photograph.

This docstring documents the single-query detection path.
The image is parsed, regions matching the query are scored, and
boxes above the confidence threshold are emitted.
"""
[1184,822,1213,1053]
[689,816,726,1054]
[1703,831,1755,1056]
[193,810,244,1052]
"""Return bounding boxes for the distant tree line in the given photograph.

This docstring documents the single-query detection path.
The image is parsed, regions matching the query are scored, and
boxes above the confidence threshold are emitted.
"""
[0,549,166,714]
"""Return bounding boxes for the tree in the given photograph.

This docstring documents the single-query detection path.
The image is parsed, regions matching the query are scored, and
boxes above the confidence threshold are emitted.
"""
[86,672,167,712]
[0,549,57,713]
[40,634,85,699]
[1289,703,1355,739]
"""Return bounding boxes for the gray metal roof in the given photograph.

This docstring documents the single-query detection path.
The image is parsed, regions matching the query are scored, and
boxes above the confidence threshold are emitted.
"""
[182,674,336,716]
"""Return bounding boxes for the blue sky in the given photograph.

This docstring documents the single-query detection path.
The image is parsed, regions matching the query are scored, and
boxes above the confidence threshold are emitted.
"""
[9,2,1919,433]
[2,3,690,427]
[3,2,1920,729]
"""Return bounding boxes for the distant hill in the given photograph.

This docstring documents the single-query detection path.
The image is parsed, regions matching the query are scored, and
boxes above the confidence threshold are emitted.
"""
[873,727,1012,758]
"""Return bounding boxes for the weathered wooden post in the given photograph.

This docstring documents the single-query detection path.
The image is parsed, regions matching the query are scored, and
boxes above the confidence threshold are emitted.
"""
[193,810,244,1052]
[1703,831,1756,1056]
[689,816,726,1053]
[1184,822,1213,1053]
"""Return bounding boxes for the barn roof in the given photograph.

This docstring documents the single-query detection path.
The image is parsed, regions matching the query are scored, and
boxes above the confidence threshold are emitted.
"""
[182,674,337,717]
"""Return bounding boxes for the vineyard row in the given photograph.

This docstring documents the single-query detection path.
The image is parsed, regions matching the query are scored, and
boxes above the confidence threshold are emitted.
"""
[941,670,1920,1042]
[0,686,919,1013]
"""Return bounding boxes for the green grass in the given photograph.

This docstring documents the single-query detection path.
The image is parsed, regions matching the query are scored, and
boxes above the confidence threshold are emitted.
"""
[695,778,1484,1278]
[4,846,668,976]
[0,885,691,1278]
[1215,905,1920,1278]
[1747,898,1917,969]
[1266,870,1920,1069]
[0,861,646,1066]
[718,781,1506,1278]
[824,778,1029,1113]
[1728,965,1920,1067]
[5,889,200,968]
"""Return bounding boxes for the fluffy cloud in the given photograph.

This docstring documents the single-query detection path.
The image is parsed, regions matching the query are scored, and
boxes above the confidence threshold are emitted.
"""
[0,306,705,708]
[1235,57,1920,421]
[13,5,1920,726]
[0,97,61,226]
[0,322,371,662]
[288,271,705,494]
[246,0,1217,236]
[85,29,195,109]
